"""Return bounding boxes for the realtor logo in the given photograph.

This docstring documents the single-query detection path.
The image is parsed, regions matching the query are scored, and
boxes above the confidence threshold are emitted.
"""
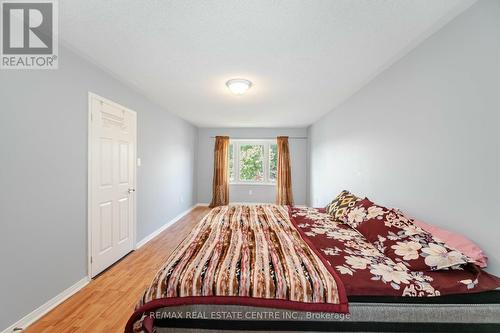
[1,0,58,69]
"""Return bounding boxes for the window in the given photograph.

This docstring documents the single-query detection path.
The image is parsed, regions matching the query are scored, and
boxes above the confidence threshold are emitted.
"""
[229,140,277,184]
[269,143,277,181]
[229,143,234,181]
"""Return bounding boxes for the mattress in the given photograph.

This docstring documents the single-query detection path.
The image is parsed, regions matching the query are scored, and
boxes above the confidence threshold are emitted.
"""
[152,291,500,333]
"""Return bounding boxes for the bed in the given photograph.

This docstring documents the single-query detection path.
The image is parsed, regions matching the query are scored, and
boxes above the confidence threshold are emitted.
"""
[125,204,500,333]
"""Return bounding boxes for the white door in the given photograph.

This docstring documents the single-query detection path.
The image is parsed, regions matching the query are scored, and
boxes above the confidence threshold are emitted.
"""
[89,93,137,277]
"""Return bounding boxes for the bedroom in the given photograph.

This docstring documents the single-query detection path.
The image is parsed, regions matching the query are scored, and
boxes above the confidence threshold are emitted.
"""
[0,0,499,332]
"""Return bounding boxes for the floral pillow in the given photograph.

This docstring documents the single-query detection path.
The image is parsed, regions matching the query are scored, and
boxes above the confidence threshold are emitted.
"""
[342,197,391,228]
[325,190,362,220]
[341,198,474,271]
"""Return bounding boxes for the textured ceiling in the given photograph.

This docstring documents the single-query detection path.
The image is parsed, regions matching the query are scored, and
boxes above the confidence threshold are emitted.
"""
[60,0,476,127]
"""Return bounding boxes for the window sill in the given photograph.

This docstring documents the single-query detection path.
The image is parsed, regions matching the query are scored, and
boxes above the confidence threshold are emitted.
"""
[230,182,276,186]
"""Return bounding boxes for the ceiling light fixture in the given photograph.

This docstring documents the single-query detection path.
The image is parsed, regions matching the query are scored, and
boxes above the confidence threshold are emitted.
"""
[226,78,252,95]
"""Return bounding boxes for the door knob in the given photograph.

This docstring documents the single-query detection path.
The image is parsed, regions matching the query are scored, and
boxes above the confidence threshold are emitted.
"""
[128,188,136,194]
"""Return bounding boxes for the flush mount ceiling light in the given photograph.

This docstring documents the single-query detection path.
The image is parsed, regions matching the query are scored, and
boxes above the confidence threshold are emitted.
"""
[226,78,252,95]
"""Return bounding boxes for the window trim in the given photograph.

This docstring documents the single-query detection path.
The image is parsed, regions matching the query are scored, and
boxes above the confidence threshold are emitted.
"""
[229,139,277,185]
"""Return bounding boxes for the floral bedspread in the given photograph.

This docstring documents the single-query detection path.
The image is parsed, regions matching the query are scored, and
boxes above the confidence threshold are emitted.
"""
[290,207,500,297]
[126,205,348,333]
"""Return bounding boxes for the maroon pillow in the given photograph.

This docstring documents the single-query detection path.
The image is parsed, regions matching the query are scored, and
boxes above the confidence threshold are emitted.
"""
[341,199,473,271]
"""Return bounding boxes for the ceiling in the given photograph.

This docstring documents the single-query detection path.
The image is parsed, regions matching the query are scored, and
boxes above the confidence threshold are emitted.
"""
[60,0,475,127]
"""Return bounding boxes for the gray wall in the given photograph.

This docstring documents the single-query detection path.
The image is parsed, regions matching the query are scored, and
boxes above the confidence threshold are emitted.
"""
[0,46,197,330]
[308,0,500,275]
[197,128,308,205]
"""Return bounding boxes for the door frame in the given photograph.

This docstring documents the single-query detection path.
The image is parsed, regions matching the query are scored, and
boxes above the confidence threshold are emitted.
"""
[87,92,138,278]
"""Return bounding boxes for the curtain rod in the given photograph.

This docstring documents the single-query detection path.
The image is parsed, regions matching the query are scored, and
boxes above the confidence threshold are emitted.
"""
[210,136,307,139]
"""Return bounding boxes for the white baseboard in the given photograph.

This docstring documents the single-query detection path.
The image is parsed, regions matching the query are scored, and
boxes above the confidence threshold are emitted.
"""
[1,277,90,333]
[135,204,204,249]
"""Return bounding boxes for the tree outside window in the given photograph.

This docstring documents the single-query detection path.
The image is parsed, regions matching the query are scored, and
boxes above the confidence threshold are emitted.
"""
[239,144,264,181]
[229,143,234,181]
[269,144,277,181]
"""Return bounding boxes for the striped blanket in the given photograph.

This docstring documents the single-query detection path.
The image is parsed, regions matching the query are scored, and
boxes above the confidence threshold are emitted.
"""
[126,205,348,333]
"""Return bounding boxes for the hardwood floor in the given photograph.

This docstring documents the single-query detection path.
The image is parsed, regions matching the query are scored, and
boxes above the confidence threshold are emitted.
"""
[23,206,211,333]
